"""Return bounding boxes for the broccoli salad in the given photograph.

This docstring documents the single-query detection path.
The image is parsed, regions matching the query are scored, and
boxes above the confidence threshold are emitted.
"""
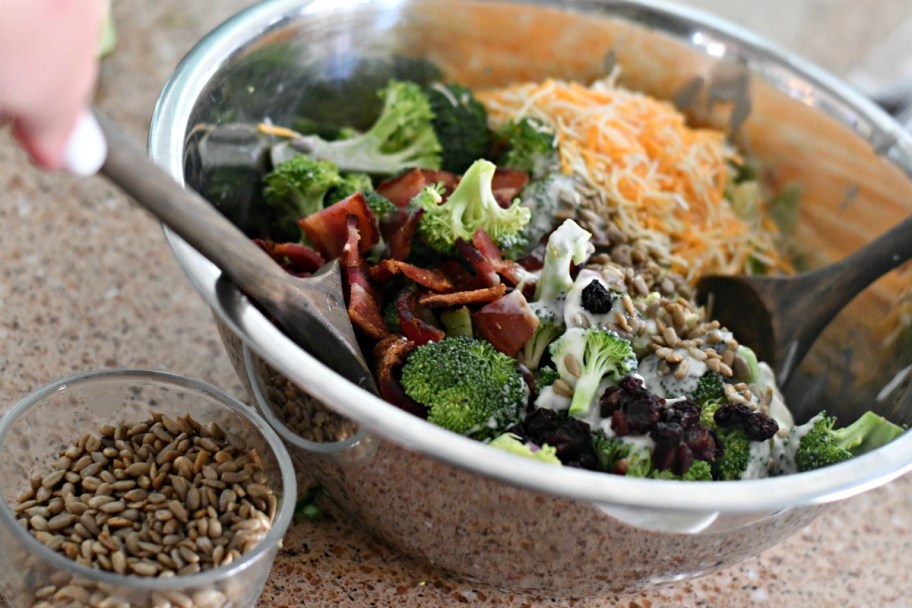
[212,76,904,481]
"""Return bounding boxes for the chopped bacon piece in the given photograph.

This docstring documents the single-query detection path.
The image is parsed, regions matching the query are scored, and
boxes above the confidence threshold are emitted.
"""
[373,335,427,418]
[418,284,507,308]
[342,215,389,340]
[376,168,459,208]
[471,228,534,288]
[387,208,424,261]
[298,192,379,259]
[454,237,500,287]
[397,291,445,345]
[254,239,317,277]
[472,290,540,356]
[516,241,547,271]
[471,228,503,261]
[370,259,454,292]
[433,258,489,292]
[492,168,529,208]
[272,242,325,273]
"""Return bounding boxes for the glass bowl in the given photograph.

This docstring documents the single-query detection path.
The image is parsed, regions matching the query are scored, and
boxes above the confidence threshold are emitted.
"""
[0,369,296,608]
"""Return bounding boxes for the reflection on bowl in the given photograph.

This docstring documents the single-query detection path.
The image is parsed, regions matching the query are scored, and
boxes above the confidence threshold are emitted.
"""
[150,0,912,595]
[0,369,296,608]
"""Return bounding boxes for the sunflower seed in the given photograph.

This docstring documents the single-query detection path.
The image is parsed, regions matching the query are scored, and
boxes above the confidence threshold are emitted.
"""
[552,379,574,398]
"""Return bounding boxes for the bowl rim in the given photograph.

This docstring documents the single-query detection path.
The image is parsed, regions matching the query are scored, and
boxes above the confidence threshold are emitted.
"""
[0,368,296,591]
[149,0,912,513]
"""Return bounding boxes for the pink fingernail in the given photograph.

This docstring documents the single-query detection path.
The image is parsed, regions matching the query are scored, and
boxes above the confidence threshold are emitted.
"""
[63,111,107,176]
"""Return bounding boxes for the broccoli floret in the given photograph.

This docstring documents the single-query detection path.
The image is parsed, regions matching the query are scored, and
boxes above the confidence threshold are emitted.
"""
[550,327,637,418]
[699,400,761,480]
[489,433,561,465]
[690,372,726,407]
[424,82,491,174]
[592,432,633,473]
[382,299,401,334]
[518,221,593,370]
[650,460,713,481]
[593,433,711,480]
[534,366,560,389]
[326,171,373,204]
[400,336,528,438]
[712,427,754,481]
[794,411,905,472]
[414,159,531,254]
[440,306,473,337]
[498,117,560,179]
[517,305,563,371]
[272,79,442,175]
[363,190,398,223]
[534,219,593,303]
[263,156,342,234]
[512,174,577,254]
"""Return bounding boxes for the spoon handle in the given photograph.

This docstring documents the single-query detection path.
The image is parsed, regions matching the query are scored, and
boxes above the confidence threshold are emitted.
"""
[814,213,912,309]
[94,110,294,306]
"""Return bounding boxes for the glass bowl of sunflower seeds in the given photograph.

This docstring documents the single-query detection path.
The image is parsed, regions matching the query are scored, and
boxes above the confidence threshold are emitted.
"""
[0,369,295,608]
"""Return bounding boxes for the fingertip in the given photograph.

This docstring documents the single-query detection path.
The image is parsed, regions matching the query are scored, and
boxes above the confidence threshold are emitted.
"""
[62,111,107,177]
[14,110,107,176]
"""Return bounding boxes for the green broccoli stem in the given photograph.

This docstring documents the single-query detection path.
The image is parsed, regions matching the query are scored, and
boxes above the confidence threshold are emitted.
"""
[440,306,473,337]
[568,373,601,417]
[834,411,905,455]
[518,317,562,371]
[302,132,441,175]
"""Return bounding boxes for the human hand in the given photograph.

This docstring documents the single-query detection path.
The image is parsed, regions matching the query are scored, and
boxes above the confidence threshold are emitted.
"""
[0,0,108,175]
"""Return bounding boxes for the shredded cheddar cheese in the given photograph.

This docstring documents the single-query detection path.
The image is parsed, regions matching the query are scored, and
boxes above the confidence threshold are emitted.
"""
[478,74,789,282]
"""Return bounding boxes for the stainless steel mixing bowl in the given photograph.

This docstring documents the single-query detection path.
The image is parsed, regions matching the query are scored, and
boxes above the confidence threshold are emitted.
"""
[148,0,912,595]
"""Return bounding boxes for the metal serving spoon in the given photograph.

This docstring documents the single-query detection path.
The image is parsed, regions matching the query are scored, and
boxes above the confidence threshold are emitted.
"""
[697,214,912,384]
[94,111,377,393]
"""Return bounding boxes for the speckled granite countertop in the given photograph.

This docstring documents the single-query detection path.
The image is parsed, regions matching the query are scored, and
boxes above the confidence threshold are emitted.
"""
[2,1,911,607]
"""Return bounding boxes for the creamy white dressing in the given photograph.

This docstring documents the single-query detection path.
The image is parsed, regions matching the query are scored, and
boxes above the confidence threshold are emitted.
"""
[741,440,772,479]
[519,174,581,245]
[619,434,656,458]
[759,362,794,430]
[534,384,571,412]
[637,352,707,399]
[563,269,631,331]
[550,327,589,383]
[770,412,822,475]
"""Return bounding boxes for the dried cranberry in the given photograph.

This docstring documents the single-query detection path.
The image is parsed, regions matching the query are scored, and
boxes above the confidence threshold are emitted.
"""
[713,403,779,441]
[671,444,694,476]
[611,409,630,436]
[651,422,683,446]
[625,396,662,433]
[651,442,677,471]
[581,279,615,314]
[744,412,779,441]
[599,386,623,417]
[600,377,664,435]
[510,408,598,470]
[684,425,719,462]
[664,400,701,427]
[519,407,561,437]
[713,403,754,428]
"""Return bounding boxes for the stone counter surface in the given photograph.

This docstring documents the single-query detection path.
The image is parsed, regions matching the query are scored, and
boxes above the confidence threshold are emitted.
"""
[1,1,910,607]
